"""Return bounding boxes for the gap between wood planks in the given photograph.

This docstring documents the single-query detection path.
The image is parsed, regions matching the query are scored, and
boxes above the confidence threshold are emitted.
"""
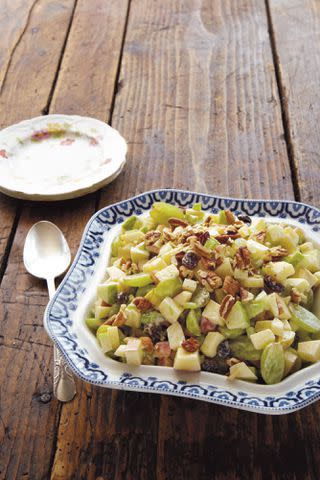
[264,0,301,201]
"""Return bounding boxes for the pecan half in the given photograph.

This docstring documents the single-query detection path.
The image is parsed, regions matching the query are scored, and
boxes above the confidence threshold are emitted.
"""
[195,230,210,245]
[179,265,195,279]
[219,294,236,318]
[133,297,153,311]
[191,239,212,259]
[215,233,240,244]
[234,246,251,269]
[225,210,236,224]
[182,337,200,352]
[264,275,284,293]
[168,217,189,228]
[200,257,217,271]
[223,276,240,296]
[270,247,288,260]
[145,230,162,253]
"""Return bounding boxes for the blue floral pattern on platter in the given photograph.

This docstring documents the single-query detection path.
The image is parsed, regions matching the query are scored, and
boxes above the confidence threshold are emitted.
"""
[44,189,320,414]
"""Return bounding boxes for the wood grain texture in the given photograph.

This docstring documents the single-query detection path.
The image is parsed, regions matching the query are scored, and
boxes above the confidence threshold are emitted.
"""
[100,0,293,208]
[267,0,320,205]
[0,0,129,477]
[0,0,76,270]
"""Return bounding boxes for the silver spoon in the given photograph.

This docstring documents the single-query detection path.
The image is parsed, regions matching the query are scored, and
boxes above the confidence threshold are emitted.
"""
[23,221,76,402]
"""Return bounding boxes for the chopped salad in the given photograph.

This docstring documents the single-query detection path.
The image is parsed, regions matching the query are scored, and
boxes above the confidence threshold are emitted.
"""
[86,201,320,384]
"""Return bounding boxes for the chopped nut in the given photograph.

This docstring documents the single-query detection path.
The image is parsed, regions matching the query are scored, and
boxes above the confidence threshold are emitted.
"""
[182,337,200,352]
[195,231,210,245]
[112,310,126,326]
[255,231,266,244]
[200,257,217,271]
[133,297,153,311]
[234,246,251,269]
[140,336,154,353]
[168,217,189,228]
[154,341,171,358]
[219,294,236,318]
[291,288,302,304]
[225,210,236,224]
[191,240,212,259]
[157,357,174,367]
[197,270,223,292]
[145,230,162,253]
[179,265,195,279]
[162,227,175,242]
[239,287,253,303]
[223,276,240,296]
[215,233,240,244]
[270,247,288,260]
[104,314,116,325]
[264,275,284,293]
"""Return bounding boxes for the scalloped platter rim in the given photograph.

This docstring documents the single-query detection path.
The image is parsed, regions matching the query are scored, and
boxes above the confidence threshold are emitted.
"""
[0,114,127,201]
[44,189,320,414]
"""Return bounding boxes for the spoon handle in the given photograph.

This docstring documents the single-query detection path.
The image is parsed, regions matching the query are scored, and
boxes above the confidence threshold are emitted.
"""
[47,278,77,402]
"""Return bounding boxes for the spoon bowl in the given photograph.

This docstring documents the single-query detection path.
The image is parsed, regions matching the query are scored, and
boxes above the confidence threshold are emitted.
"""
[23,221,71,280]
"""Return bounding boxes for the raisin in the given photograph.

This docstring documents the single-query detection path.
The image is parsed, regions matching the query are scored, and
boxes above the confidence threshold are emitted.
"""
[238,214,252,224]
[201,357,229,375]
[264,275,284,293]
[119,325,131,337]
[143,323,167,344]
[182,251,199,269]
[117,292,129,304]
[217,340,231,359]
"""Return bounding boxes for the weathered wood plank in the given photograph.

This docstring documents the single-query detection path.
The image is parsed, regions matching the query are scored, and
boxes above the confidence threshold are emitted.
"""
[0,0,129,477]
[0,343,60,480]
[0,0,76,270]
[267,0,320,204]
[99,0,293,207]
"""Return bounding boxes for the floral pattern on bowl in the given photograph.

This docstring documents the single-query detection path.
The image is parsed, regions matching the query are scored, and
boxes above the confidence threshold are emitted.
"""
[44,189,320,414]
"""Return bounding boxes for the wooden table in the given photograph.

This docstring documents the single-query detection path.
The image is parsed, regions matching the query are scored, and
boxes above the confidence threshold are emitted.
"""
[1,0,320,478]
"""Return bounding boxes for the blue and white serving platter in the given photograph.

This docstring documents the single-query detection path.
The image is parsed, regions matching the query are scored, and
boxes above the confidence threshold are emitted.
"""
[44,189,320,414]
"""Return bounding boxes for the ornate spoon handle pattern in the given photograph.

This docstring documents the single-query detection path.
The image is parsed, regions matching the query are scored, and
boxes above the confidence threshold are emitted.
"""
[53,346,76,402]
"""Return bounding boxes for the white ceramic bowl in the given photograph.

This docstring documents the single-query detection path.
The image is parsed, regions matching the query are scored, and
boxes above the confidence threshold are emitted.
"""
[44,189,320,414]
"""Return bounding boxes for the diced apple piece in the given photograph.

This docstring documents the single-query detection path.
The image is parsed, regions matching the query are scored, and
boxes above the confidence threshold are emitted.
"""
[229,362,258,381]
[142,256,167,273]
[276,295,292,320]
[161,246,183,265]
[300,242,313,253]
[263,261,295,282]
[114,344,127,358]
[300,249,320,273]
[167,322,185,350]
[202,299,225,326]
[282,319,292,331]
[130,245,149,263]
[290,304,320,333]
[225,301,249,329]
[286,278,310,293]
[255,320,273,332]
[242,276,264,288]
[182,278,198,292]
[284,350,299,376]
[284,251,304,266]
[296,268,318,288]
[159,243,173,256]
[153,277,182,299]
[279,330,295,349]
[247,239,269,260]
[122,273,152,287]
[105,326,121,350]
[215,258,233,279]
[271,318,284,336]
[200,332,225,358]
[106,266,126,281]
[144,289,162,307]
[298,340,320,363]
[159,297,183,324]
[121,229,145,245]
[154,264,179,282]
[174,291,192,307]
[124,305,141,328]
[125,338,144,366]
[97,282,118,304]
[150,202,185,225]
[265,293,279,317]
[95,305,112,319]
[85,317,103,331]
[173,347,201,371]
[250,329,275,350]
[118,244,131,259]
